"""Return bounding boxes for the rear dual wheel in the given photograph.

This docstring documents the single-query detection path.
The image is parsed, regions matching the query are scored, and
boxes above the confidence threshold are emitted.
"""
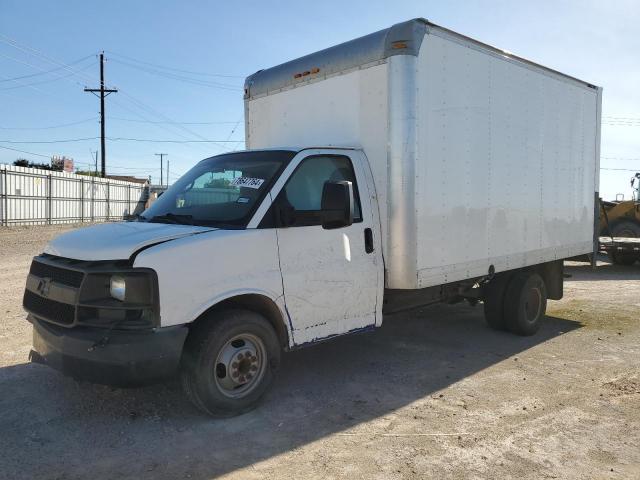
[483,271,547,336]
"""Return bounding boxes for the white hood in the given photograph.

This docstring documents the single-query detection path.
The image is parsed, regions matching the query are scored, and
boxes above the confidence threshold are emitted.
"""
[44,222,216,261]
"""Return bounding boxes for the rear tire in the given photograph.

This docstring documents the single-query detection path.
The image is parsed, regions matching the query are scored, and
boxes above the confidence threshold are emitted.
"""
[181,309,281,417]
[483,273,512,331]
[504,272,547,336]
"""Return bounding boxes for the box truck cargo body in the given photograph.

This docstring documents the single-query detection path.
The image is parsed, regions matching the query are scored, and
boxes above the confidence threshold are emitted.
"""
[245,18,601,290]
[23,18,601,416]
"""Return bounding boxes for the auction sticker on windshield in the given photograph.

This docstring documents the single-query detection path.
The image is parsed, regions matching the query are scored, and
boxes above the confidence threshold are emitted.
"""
[230,177,265,189]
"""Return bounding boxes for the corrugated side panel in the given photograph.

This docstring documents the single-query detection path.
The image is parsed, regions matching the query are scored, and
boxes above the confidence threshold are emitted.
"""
[246,63,390,253]
[415,33,598,287]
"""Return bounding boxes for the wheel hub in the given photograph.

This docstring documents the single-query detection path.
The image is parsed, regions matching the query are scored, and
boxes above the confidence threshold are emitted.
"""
[230,349,259,384]
[214,334,266,398]
[524,287,542,323]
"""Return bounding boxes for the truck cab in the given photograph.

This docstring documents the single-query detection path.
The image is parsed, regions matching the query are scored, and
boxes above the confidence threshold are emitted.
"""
[25,147,384,416]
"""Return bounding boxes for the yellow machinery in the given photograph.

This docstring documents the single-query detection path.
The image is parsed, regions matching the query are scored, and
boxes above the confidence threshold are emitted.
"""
[599,173,640,265]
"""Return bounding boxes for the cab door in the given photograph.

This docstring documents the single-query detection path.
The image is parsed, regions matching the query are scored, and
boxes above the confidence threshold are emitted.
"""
[257,149,382,346]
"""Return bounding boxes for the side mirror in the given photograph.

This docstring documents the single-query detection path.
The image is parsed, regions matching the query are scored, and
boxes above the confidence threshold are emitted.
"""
[321,181,354,230]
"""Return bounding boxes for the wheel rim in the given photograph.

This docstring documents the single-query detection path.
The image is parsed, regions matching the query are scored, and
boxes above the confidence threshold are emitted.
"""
[213,333,267,399]
[523,286,542,324]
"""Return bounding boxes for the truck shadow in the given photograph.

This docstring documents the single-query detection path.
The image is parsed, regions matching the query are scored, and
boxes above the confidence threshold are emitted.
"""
[0,304,580,480]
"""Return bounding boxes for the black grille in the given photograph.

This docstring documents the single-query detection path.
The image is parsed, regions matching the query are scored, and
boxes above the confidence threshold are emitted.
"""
[29,260,84,288]
[23,290,75,325]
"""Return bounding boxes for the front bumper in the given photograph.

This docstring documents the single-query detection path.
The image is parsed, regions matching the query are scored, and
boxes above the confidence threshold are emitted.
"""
[29,315,188,386]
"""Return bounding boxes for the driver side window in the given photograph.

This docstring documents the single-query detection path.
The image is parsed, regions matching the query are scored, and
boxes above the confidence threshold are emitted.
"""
[268,155,362,228]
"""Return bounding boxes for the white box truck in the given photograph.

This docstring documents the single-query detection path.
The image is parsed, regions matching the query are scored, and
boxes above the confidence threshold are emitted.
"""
[23,18,601,416]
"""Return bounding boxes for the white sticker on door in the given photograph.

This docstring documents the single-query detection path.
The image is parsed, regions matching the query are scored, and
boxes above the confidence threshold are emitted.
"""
[230,177,265,189]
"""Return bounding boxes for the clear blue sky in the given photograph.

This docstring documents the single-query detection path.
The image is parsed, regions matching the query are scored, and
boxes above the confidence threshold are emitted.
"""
[1,0,638,199]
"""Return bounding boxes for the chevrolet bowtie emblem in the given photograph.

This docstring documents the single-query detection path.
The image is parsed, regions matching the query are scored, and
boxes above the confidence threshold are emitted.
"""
[36,277,52,297]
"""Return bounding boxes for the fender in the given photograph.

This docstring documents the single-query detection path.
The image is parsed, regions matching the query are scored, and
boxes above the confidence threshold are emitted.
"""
[188,288,295,348]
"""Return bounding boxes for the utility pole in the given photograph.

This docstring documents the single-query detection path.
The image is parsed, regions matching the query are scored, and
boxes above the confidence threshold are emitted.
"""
[85,52,117,178]
[155,153,167,186]
[167,159,170,187]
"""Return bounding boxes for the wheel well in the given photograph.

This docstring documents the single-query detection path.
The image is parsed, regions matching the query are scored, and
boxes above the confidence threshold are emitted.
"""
[531,261,563,301]
[191,294,290,349]
[483,261,563,301]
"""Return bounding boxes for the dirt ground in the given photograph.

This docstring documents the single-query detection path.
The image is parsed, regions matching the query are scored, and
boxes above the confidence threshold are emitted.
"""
[1,224,639,480]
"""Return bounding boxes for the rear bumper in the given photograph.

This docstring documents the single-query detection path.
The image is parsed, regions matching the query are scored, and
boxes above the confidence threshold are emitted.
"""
[29,315,188,386]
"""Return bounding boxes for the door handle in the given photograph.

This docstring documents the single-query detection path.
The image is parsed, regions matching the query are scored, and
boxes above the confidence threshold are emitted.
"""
[364,228,374,254]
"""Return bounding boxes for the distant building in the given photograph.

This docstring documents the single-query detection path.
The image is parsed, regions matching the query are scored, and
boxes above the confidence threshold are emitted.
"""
[51,155,74,172]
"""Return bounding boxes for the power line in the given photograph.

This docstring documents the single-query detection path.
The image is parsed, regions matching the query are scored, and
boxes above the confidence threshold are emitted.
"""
[104,50,245,78]
[0,137,239,144]
[602,115,640,126]
[601,156,640,162]
[0,38,98,88]
[0,54,93,83]
[107,96,215,152]
[0,34,226,153]
[224,118,244,152]
[110,58,242,91]
[108,116,238,125]
[74,162,164,172]
[0,118,97,130]
[603,116,640,120]
[115,89,218,143]
[0,54,94,83]
[600,167,640,171]
[0,58,96,91]
[98,55,240,151]
[110,137,239,144]
[0,137,99,144]
[0,71,68,104]
[0,144,50,158]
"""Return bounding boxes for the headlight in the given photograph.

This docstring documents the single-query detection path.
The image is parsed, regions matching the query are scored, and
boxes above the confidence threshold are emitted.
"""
[110,275,126,301]
[78,269,159,329]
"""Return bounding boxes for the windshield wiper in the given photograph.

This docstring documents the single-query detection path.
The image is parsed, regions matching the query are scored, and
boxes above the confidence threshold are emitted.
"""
[125,213,145,222]
[148,213,194,225]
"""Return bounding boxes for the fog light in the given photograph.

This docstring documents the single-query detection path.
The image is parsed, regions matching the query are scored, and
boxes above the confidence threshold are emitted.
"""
[110,275,126,301]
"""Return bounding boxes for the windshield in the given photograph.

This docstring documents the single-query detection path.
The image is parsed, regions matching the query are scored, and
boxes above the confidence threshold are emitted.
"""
[141,150,296,227]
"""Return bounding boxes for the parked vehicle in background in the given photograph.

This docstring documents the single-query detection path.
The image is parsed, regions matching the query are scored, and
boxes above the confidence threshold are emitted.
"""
[23,18,601,416]
[599,172,640,265]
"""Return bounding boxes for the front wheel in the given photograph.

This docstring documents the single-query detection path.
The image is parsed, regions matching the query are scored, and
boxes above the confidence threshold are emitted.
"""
[181,310,281,417]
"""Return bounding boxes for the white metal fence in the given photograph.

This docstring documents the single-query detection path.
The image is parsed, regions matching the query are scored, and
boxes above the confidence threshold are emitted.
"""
[0,164,148,226]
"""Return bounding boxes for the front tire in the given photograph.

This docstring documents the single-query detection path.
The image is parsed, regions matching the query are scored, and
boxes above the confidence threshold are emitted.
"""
[504,272,547,336]
[181,310,281,417]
